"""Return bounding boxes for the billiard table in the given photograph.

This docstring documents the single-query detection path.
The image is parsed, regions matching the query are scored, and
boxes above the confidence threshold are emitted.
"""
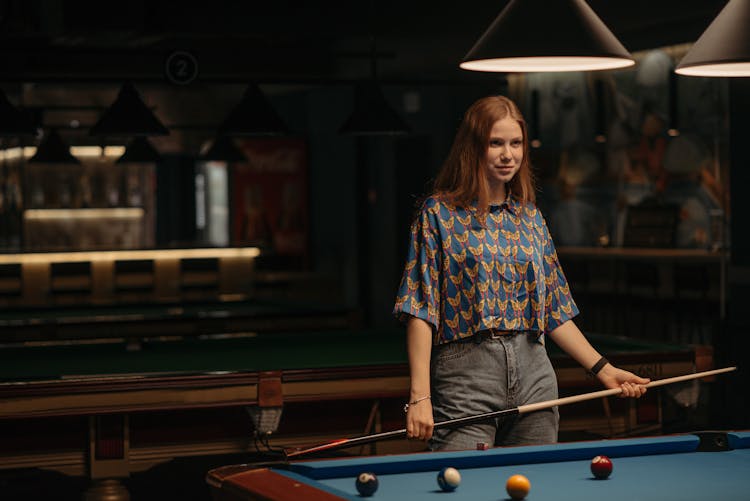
[207,431,750,500]
[0,328,713,500]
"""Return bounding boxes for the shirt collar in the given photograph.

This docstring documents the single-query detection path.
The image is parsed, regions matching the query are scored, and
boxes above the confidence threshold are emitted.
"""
[489,193,520,215]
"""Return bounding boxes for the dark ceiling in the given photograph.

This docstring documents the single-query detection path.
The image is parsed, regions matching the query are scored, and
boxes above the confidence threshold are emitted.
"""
[0,0,730,84]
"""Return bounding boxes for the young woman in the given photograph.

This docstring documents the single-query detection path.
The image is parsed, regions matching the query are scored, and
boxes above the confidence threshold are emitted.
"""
[393,95,648,450]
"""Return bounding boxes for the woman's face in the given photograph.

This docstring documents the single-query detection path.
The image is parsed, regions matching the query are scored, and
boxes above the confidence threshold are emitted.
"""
[484,116,524,197]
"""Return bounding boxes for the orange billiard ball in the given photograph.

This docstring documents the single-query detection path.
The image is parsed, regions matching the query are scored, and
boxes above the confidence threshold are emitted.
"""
[506,474,531,500]
[591,455,613,479]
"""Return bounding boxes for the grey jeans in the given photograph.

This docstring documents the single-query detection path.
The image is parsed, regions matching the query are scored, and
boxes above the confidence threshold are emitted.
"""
[429,332,559,451]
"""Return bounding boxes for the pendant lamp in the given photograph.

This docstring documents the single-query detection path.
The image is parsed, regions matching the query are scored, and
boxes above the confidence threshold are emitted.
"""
[675,0,750,77]
[29,129,80,164]
[116,137,162,164]
[339,80,410,136]
[218,84,288,136]
[90,83,169,137]
[461,0,634,73]
[200,136,247,163]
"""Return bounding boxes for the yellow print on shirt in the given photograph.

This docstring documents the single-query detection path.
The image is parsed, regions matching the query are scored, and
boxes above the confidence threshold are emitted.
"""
[498,244,512,258]
[406,276,420,293]
[501,228,520,242]
[452,248,467,263]
[481,260,494,274]
[456,212,471,227]
[442,234,452,250]
[404,258,417,273]
[420,281,433,299]
[445,313,460,330]
[449,270,464,286]
[429,266,439,282]
[425,244,437,260]
[468,243,484,258]
[465,261,480,280]
[560,301,574,315]
[519,243,534,258]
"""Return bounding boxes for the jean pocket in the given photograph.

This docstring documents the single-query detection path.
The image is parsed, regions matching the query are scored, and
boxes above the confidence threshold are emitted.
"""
[433,340,473,363]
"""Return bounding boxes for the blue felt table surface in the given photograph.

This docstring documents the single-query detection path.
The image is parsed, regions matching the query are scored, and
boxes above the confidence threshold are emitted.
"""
[278,432,750,501]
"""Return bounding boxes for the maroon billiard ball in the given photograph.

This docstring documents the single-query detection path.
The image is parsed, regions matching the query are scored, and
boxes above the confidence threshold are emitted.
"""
[590,455,613,479]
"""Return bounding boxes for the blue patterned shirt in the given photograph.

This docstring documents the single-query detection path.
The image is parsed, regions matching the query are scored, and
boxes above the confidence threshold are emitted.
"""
[393,195,578,344]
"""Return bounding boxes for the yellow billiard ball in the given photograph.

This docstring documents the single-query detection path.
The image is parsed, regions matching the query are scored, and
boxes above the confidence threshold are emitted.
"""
[506,474,531,500]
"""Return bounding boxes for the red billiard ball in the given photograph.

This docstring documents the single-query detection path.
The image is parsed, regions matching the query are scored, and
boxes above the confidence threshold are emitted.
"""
[591,455,613,479]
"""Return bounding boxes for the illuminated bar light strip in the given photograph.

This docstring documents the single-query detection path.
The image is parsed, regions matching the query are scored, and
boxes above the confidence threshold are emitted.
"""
[0,145,126,161]
[24,208,145,220]
[0,247,261,264]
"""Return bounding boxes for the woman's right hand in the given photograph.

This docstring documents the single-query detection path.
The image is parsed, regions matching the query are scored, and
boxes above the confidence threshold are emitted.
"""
[406,399,434,441]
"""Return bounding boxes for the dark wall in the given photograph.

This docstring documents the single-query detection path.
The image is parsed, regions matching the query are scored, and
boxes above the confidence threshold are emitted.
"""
[156,154,197,247]
[718,78,750,428]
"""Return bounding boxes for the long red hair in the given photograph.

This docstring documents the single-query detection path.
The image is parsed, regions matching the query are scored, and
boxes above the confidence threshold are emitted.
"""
[434,95,535,213]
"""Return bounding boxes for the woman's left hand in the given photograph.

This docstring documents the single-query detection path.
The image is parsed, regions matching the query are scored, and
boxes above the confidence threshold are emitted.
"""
[597,364,650,398]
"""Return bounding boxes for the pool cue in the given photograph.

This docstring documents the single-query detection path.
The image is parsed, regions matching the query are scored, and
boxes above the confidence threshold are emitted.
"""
[286,366,736,459]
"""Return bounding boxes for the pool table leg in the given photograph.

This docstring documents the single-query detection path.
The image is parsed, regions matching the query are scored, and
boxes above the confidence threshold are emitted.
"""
[85,415,131,501]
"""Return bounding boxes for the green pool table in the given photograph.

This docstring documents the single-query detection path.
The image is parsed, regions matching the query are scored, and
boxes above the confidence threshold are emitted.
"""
[207,432,750,500]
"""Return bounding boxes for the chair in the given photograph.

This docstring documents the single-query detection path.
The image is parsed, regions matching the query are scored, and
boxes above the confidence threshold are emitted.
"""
[179,257,220,300]
[0,263,22,304]
[114,259,155,303]
[50,261,92,304]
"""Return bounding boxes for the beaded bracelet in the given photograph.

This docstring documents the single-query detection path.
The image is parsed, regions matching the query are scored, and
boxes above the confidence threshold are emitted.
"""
[403,395,431,413]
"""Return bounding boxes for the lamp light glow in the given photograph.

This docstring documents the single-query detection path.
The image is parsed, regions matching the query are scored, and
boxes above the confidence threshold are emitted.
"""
[461,0,634,73]
[676,0,750,77]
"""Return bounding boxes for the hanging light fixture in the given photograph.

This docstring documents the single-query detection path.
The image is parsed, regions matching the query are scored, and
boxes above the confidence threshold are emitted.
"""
[460,0,634,73]
[89,83,169,137]
[675,0,750,77]
[339,80,410,136]
[200,136,247,163]
[218,84,288,136]
[339,29,410,136]
[29,129,80,164]
[594,79,607,143]
[667,72,680,136]
[529,89,542,148]
[0,90,37,136]
[116,137,162,164]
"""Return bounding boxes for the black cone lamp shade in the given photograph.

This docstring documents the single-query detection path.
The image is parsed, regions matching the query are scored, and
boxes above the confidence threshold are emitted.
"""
[0,90,37,136]
[461,0,634,72]
[676,0,750,77]
[339,81,410,136]
[116,137,162,164]
[200,136,247,163]
[90,84,169,137]
[29,130,80,164]
[219,84,288,136]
